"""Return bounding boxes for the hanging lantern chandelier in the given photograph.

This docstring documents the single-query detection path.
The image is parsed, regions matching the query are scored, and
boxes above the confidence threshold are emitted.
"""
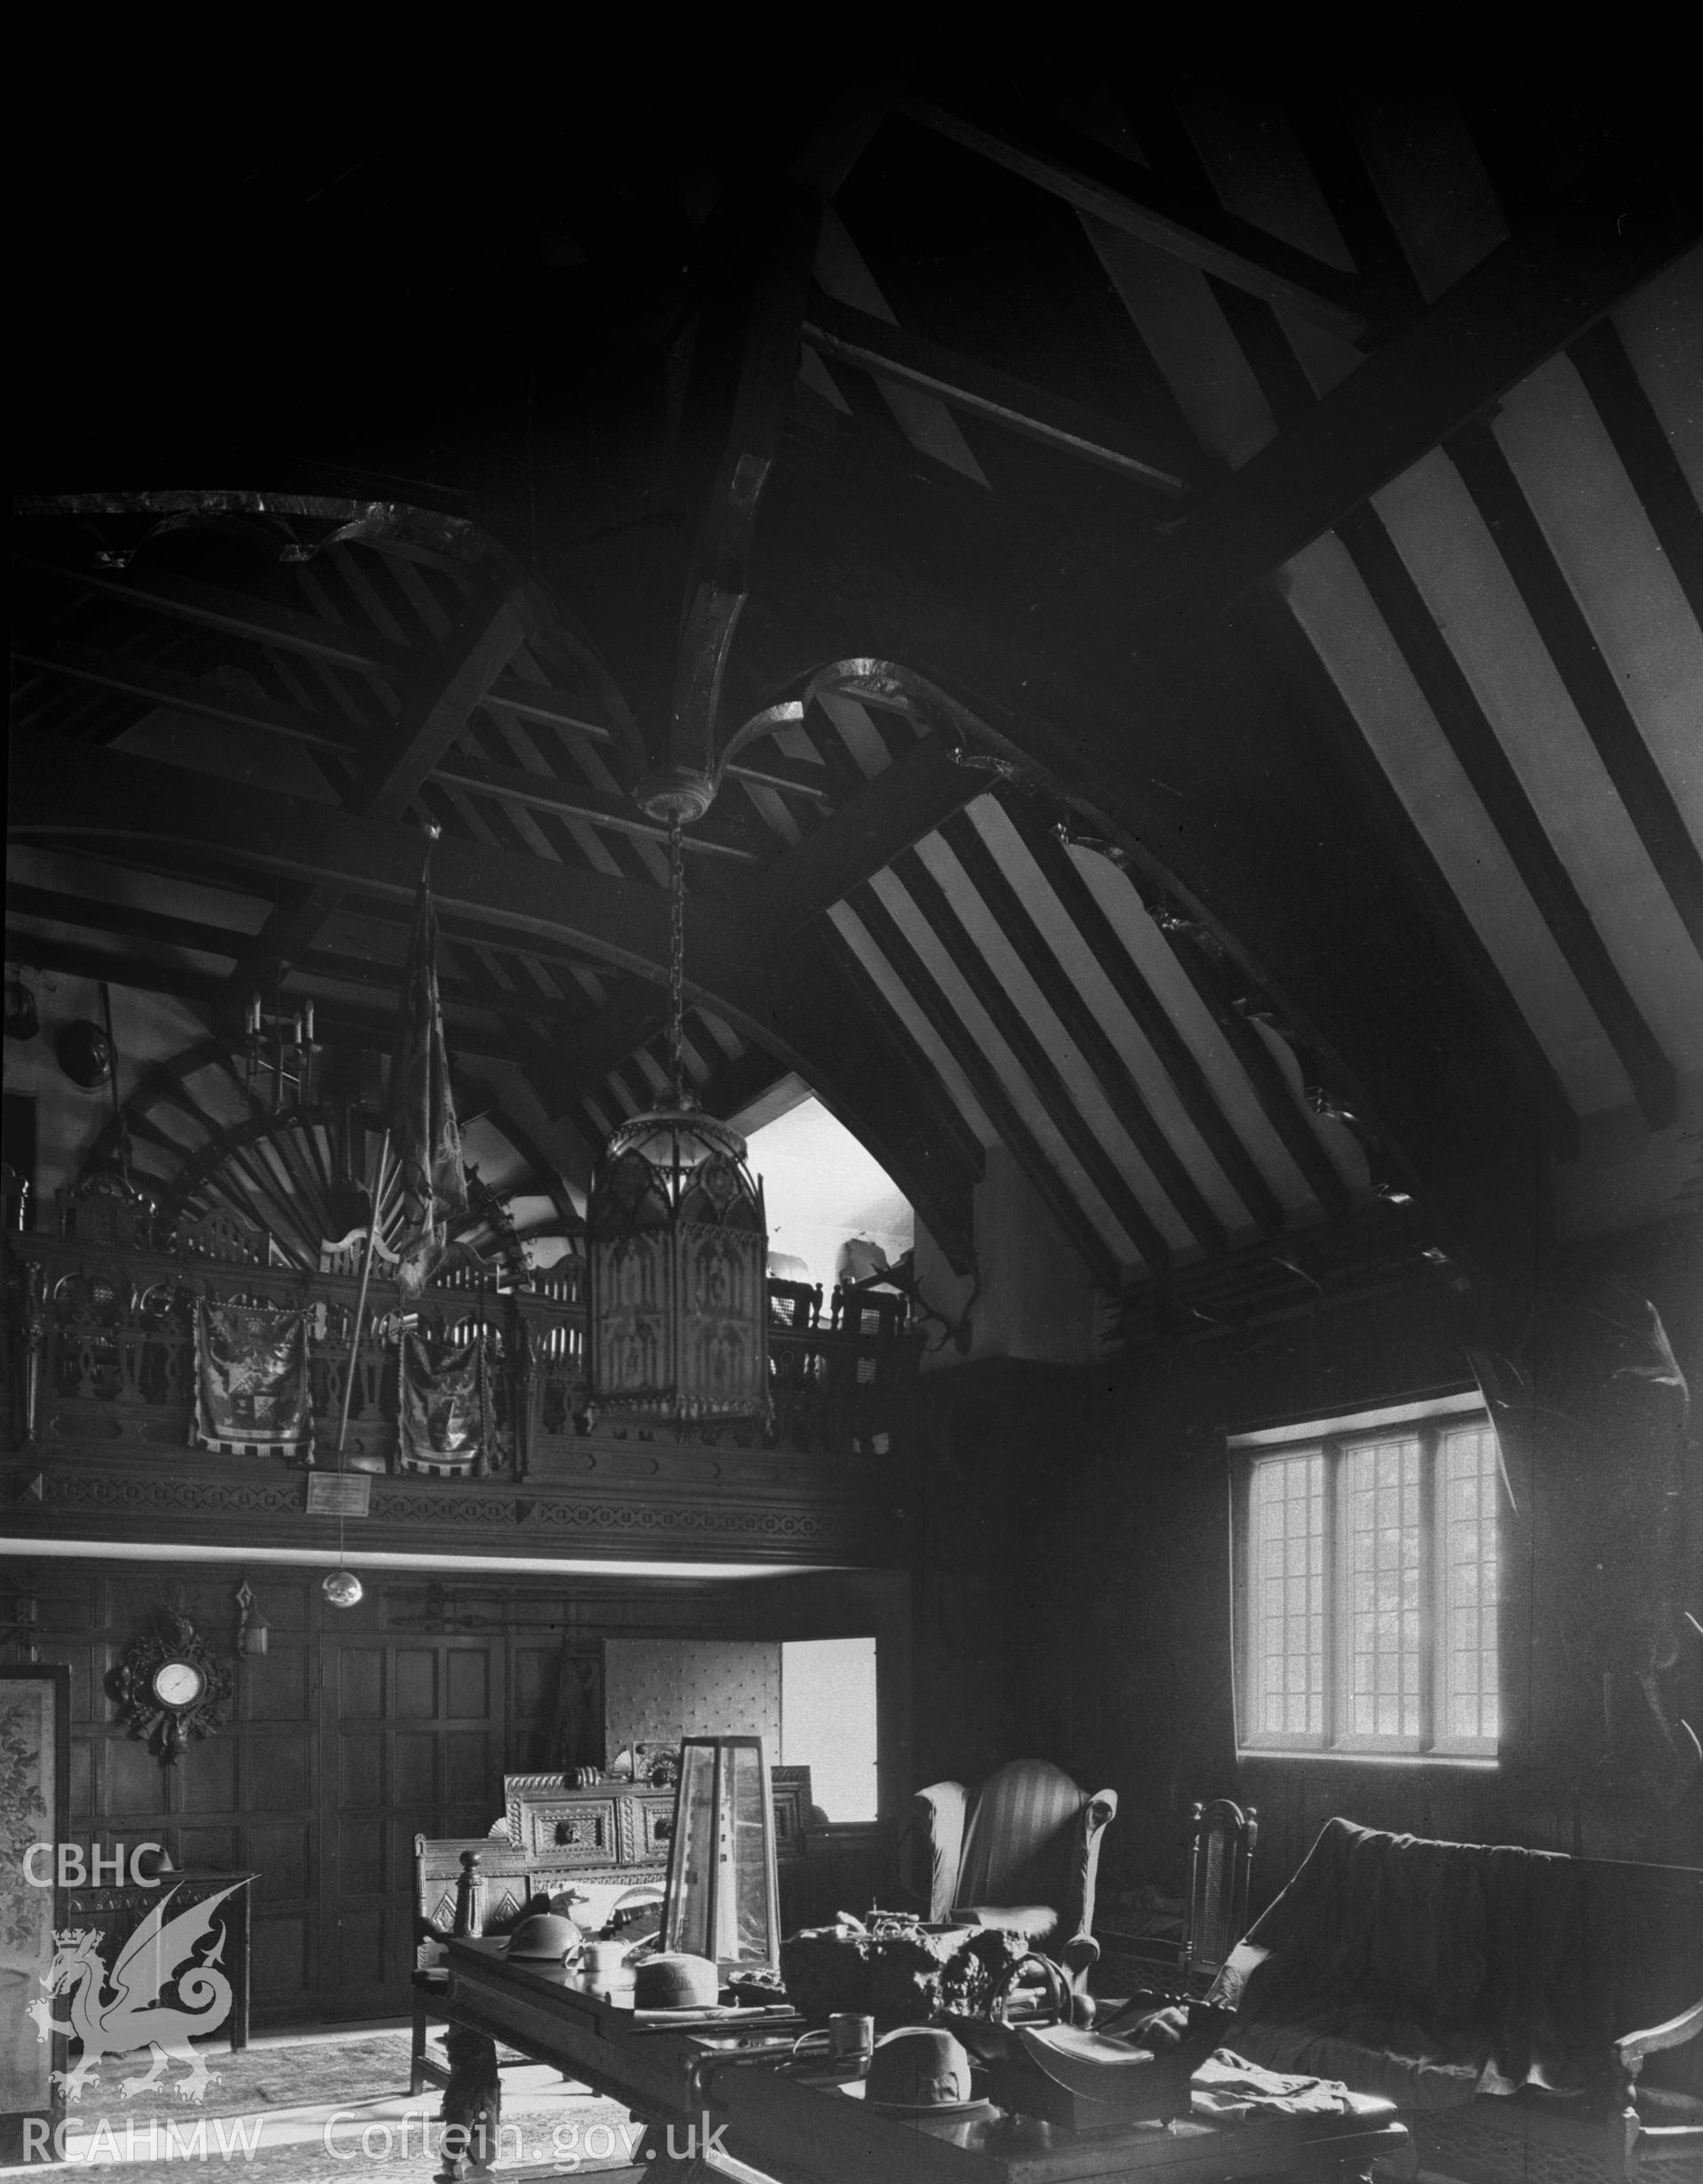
[586,784,770,1426]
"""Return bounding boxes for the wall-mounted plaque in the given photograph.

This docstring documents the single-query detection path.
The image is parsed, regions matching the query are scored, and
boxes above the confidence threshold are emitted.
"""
[304,1474,371,1517]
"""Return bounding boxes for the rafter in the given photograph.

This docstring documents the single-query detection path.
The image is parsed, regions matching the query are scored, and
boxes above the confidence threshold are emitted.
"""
[1445,419,1703,955]
[1162,146,1703,609]
[802,294,1203,494]
[1243,591,1580,1161]
[940,810,1286,1237]
[1197,252,1587,1162]
[845,879,1120,1288]
[7,881,255,959]
[9,728,978,1263]
[813,914,989,1188]
[16,559,834,803]
[524,733,990,1108]
[1567,317,1703,630]
[669,181,824,777]
[903,90,1379,342]
[0,929,518,1059]
[9,838,615,990]
[967,790,1355,1224]
[9,732,765,1000]
[224,583,532,995]
[890,844,1192,1266]
[1336,504,1676,1129]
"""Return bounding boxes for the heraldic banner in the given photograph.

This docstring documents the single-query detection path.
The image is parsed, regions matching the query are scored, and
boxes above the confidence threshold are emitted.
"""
[389,872,467,1298]
[192,1301,314,1461]
[397,1328,501,1476]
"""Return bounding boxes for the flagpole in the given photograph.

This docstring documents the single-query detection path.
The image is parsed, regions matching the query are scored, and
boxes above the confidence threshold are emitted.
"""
[334,1127,390,1463]
[334,823,440,1467]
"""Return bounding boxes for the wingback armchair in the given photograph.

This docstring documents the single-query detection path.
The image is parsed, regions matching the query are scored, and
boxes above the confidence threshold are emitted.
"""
[912,1758,1118,1985]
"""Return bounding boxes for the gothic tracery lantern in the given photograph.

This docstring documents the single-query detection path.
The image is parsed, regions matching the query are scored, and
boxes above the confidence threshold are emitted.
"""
[586,786,770,1424]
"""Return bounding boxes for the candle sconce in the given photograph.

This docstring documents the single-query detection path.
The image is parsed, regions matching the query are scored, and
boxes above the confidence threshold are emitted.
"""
[242,994,318,1110]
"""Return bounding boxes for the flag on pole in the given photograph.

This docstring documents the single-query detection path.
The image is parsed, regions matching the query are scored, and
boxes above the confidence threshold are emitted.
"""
[388,868,467,1297]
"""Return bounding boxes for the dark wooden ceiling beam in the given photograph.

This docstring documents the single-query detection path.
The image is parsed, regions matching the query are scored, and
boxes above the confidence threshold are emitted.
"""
[349,586,530,814]
[431,752,759,860]
[670,181,823,778]
[1163,149,1703,611]
[15,583,835,808]
[10,835,613,989]
[889,846,1196,1267]
[293,946,598,1034]
[1337,504,1677,1129]
[9,728,979,1257]
[754,396,1558,1270]
[813,915,988,1187]
[19,554,422,676]
[673,1041,794,1132]
[1567,317,1703,630]
[1445,419,1703,955]
[8,729,774,1002]
[844,881,1119,1287]
[994,791,1356,1220]
[6,881,250,958]
[4,931,224,1007]
[227,584,534,994]
[1280,91,1429,330]
[0,928,519,1058]
[742,736,989,925]
[484,686,832,803]
[1151,921,1357,1222]
[524,734,991,1108]
[801,294,1205,495]
[1244,591,1581,1160]
[1205,276,1580,1161]
[904,91,1377,342]
[940,810,1286,1237]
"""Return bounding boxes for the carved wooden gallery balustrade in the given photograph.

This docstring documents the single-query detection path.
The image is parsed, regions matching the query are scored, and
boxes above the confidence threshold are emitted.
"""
[3,1235,912,1471]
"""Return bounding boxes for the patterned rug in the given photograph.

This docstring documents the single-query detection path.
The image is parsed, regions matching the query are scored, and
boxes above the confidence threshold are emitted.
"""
[59,2033,433,2123]
[36,2031,640,2177]
[54,2110,641,2181]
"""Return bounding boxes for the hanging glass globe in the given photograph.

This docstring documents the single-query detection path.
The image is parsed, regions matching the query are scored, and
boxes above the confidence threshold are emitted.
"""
[322,1570,364,1609]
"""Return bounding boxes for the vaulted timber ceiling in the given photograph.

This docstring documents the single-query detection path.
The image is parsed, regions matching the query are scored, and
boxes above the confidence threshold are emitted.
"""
[9,75,1701,1304]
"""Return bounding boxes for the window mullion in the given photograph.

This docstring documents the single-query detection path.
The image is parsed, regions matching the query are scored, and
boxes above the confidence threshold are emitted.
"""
[1419,1421,1440,1754]
[1322,1435,1341,1750]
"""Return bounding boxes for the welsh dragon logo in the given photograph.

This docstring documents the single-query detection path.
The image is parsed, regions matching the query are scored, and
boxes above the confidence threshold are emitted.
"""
[27,1883,238,2103]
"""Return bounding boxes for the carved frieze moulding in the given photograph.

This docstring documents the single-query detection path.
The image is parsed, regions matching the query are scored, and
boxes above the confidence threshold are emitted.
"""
[18,1468,882,1554]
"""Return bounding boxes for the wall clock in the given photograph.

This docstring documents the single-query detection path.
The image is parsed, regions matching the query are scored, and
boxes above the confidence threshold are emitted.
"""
[114,1610,232,1764]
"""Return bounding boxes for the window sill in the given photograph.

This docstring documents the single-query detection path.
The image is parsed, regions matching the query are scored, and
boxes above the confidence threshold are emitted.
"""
[1236,1748,1499,1769]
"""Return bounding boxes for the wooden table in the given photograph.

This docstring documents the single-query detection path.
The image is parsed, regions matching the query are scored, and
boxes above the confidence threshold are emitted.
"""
[440,1937,1408,2183]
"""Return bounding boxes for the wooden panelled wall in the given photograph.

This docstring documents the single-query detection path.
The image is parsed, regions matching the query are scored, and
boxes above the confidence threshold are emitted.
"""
[0,1562,777,2025]
[913,1216,1703,1910]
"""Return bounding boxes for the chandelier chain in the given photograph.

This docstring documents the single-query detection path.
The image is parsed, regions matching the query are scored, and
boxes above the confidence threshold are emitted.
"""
[668,816,686,1102]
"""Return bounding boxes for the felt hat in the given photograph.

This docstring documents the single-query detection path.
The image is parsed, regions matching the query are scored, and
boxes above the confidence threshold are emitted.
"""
[632,1953,719,2008]
[864,2026,975,2110]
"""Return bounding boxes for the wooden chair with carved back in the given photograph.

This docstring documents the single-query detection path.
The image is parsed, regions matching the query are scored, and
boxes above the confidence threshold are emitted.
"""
[411,1840,534,2096]
[1103,1798,1258,2005]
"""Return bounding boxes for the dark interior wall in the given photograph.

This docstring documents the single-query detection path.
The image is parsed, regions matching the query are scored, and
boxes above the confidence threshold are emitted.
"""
[912,1217,1702,1916]
[0,1557,780,2024]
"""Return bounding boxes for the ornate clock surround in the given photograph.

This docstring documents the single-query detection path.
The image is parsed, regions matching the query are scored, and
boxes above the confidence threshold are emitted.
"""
[114,1609,232,1764]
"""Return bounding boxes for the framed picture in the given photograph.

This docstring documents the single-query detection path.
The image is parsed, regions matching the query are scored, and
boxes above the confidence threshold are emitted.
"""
[770,1765,812,1863]
[1,1663,68,2166]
